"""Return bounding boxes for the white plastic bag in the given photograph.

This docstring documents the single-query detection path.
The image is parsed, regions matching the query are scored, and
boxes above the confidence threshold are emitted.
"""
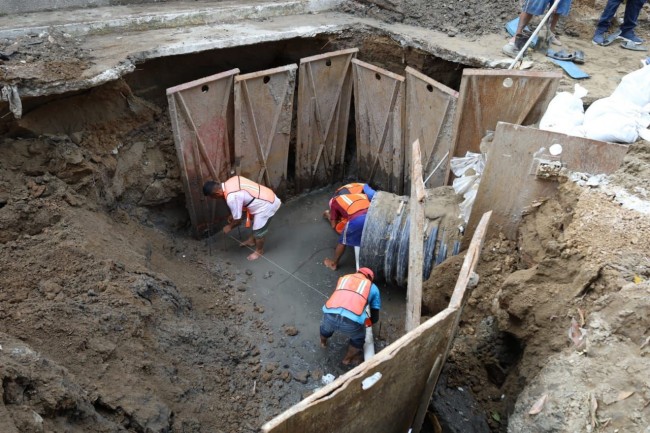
[539,84,588,136]
[611,64,650,108]
[450,152,484,177]
[583,96,650,143]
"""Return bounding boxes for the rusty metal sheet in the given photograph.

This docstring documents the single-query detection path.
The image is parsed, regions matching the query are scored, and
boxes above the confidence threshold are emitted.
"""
[352,58,405,194]
[404,66,458,190]
[166,68,239,238]
[448,69,562,182]
[234,64,297,195]
[295,48,358,192]
[465,122,629,242]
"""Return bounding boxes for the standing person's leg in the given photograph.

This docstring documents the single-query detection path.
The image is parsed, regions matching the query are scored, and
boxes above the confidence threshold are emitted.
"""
[594,0,624,43]
[248,217,273,261]
[548,0,573,45]
[619,0,646,42]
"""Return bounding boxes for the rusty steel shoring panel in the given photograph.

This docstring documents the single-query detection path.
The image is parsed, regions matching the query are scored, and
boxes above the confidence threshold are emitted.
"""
[261,212,492,433]
[465,122,629,243]
[234,64,297,196]
[404,67,458,190]
[352,58,405,194]
[447,69,562,183]
[295,48,358,192]
[166,69,239,238]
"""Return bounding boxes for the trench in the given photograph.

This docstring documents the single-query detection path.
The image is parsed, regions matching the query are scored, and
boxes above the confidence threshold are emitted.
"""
[0,29,532,433]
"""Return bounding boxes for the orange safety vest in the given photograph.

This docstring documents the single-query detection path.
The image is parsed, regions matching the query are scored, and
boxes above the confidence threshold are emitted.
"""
[325,273,372,316]
[222,176,276,206]
[334,193,370,217]
[335,182,365,196]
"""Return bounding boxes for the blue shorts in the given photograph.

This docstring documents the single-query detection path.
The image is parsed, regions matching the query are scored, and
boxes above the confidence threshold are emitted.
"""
[320,313,366,349]
[339,213,366,247]
[522,0,572,16]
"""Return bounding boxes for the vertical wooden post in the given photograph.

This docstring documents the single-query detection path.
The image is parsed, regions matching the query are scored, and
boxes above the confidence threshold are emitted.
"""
[405,139,426,332]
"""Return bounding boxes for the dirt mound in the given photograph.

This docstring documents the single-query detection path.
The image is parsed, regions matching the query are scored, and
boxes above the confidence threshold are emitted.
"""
[0,78,298,431]
[424,162,650,432]
[342,0,516,36]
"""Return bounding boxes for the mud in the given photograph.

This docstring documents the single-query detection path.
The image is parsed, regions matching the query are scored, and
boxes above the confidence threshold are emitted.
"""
[1,2,650,432]
[0,80,408,431]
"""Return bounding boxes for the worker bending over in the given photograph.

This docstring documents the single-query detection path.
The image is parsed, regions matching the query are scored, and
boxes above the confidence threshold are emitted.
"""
[203,176,281,261]
[323,182,376,231]
[320,267,381,366]
[323,192,370,270]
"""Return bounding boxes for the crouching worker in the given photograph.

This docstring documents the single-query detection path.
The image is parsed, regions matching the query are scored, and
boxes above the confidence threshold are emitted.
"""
[322,182,376,232]
[323,193,370,270]
[203,176,281,261]
[320,267,381,366]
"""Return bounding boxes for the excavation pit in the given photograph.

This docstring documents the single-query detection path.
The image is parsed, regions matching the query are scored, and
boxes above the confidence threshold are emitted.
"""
[2,3,650,433]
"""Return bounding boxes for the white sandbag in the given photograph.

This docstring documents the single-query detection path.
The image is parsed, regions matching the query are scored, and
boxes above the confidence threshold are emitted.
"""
[539,83,588,136]
[611,64,650,108]
[583,96,650,143]
[459,185,478,224]
[452,174,479,196]
[450,152,484,177]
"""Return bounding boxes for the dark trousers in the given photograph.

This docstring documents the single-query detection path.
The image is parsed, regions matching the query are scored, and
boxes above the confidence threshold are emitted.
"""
[596,0,646,34]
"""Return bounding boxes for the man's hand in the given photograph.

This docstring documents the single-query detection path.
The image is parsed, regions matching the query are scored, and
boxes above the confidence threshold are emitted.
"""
[223,224,233,234]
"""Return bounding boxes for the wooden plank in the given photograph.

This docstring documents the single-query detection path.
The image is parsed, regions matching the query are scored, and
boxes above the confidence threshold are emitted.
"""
[352,58,405,194]
[411,355,442,433]
[234,64,297,195]
[449,211,492,310]
[465,123,629,242]
[166,68,239,237]
[262,211,495,433]
[262,308,457,433]
[448,69,561,183]
[296,49,358,191]
[404,66,458,190]
[406,139,426,332]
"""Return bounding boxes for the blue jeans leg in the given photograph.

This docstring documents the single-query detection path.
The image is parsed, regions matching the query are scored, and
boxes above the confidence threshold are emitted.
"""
[620,0,645,34]
[319,313,366,349]
[596,0,623,33]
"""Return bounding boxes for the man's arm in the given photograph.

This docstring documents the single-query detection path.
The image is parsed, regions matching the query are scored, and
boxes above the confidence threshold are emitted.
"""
[370,308,380,324]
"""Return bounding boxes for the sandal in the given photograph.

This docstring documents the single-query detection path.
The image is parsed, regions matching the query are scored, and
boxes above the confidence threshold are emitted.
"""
[621,40,648,51]
[602,29,622,46]
[547,49,575,61]
[573,50,585,64]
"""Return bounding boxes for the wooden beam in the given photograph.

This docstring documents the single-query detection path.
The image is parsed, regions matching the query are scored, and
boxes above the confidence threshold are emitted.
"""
[406,139,426,332]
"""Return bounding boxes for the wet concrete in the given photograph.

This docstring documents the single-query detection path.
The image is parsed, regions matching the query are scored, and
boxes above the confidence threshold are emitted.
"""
[205,187,406,389]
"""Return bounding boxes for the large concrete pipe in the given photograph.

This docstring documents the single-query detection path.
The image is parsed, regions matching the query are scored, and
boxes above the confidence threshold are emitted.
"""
[359,188,464,287]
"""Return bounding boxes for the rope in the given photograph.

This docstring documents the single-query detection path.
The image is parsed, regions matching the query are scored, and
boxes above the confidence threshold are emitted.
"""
[225,233,329,299]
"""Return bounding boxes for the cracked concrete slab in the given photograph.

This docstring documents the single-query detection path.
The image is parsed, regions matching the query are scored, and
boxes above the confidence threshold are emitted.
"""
[0,0,632,104]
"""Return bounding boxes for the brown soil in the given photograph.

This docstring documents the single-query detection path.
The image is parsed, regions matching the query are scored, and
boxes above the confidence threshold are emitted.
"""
[423,142,650,432]
[1,3,650,433]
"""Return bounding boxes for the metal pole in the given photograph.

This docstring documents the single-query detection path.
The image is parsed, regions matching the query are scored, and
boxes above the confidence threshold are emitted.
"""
[508,0,562,70]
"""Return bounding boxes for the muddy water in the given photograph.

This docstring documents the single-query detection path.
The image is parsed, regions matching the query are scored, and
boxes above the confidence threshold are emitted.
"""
[205,188,406,399]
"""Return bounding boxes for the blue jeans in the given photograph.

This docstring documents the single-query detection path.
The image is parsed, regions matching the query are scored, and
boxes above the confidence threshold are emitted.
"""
[596,0,645,34]
[320,313,366,349]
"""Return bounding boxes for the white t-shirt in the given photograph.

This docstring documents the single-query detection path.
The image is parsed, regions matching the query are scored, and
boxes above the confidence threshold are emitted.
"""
[225,189,281,230]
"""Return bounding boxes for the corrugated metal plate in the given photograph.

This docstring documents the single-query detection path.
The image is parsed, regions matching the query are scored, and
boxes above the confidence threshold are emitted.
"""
[234,64,297,196]
[166,68,239,237]
[352,59,405,194]
[296,48,357,192]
